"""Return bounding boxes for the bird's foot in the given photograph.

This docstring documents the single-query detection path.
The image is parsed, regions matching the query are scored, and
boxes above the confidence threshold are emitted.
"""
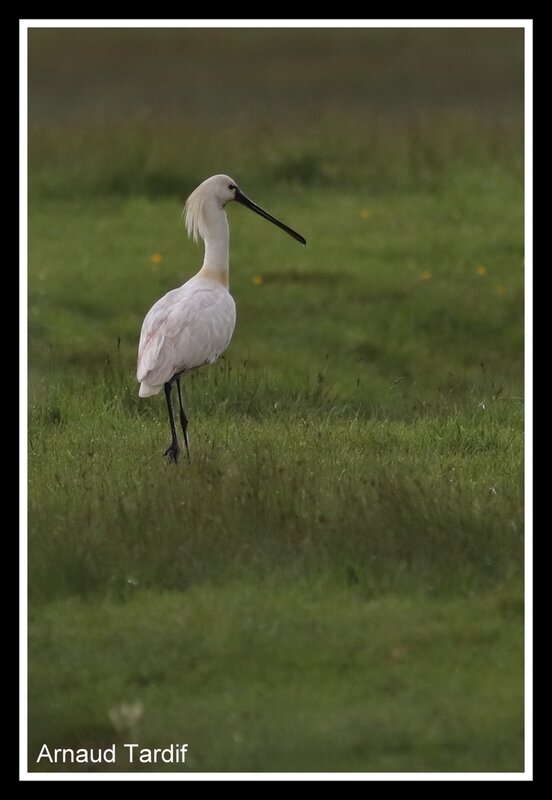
[163,443,180,464]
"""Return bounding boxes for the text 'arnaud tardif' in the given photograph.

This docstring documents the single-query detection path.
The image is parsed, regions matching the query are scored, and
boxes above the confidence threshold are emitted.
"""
[36,744,189,765]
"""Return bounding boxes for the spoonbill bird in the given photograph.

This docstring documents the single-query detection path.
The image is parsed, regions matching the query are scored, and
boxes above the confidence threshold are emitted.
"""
[137,174,306,463]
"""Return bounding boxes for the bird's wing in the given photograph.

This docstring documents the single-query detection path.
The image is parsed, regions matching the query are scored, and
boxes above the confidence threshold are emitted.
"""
[137,283,236,387]
[136,287,179,383]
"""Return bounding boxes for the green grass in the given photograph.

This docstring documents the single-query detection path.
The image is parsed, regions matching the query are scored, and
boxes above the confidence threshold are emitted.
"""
[27,28,524,773]
[30,586,523,773]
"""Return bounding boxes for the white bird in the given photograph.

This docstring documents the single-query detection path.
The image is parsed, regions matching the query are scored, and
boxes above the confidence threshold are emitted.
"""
[137,174,306,462]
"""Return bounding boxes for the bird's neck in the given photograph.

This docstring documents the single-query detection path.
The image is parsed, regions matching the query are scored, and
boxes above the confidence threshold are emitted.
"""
[198,202,230,288]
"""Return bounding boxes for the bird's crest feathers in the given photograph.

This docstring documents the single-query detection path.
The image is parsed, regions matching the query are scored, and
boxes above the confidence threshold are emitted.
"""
[184,183,209,243]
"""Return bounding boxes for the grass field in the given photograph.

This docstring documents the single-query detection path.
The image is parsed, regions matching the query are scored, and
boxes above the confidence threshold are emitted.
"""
[27,28,525,773]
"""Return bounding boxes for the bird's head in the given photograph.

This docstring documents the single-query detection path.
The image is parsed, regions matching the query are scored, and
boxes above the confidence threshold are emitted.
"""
[184,174,306,245]
[196,174,239,207]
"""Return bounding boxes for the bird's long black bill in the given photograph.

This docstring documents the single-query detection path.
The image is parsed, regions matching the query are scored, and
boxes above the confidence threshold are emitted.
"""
[234,188,306,245]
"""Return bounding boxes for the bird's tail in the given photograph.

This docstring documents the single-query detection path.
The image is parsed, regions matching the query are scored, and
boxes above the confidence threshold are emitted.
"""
[139,381,161,398]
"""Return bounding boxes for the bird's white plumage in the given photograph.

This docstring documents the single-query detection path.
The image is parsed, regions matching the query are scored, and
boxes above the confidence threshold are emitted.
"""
[136,173,304,455]
[137,275,236,397]
[137,175,238,399]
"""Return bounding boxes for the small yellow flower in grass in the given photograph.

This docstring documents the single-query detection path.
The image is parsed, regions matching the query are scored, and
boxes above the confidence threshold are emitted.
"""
[476,265,487,276]
[252,275,263,285]
[150,253,162,265]
[420,271,432,281]
[359,208,372,220]
[497,285,508,297]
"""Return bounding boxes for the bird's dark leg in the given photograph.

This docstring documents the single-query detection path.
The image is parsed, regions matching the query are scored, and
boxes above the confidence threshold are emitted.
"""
[163,382,179,463]
[176,377,191,462]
